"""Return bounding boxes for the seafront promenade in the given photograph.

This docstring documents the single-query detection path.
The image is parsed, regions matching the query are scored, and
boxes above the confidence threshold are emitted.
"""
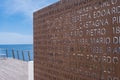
[0,58,33,80]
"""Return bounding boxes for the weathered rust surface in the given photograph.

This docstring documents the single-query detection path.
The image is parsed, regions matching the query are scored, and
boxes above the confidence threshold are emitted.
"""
[34,0,120,80]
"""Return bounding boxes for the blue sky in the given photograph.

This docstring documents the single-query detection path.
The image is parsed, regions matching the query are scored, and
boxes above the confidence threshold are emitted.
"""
[0,0,58,44]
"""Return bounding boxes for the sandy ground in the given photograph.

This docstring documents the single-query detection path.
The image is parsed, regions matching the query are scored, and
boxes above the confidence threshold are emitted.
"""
[0,58,33,80]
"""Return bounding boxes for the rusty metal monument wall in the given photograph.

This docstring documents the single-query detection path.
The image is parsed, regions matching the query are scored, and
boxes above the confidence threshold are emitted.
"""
[34,0,120,80]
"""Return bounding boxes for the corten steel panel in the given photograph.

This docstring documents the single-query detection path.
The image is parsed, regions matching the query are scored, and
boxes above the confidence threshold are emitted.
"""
[34,0,120,80]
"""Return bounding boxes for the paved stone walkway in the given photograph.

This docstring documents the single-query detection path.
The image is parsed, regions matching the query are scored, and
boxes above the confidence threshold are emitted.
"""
[0,58,29,80]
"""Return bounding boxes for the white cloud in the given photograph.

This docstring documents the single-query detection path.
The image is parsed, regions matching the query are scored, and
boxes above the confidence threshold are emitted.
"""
[0,0,59,44]
[3,0,52,18]
[0,32,33,44]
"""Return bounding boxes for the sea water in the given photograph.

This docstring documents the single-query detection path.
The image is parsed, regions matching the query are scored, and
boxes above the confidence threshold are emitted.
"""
[0,44,33,61]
